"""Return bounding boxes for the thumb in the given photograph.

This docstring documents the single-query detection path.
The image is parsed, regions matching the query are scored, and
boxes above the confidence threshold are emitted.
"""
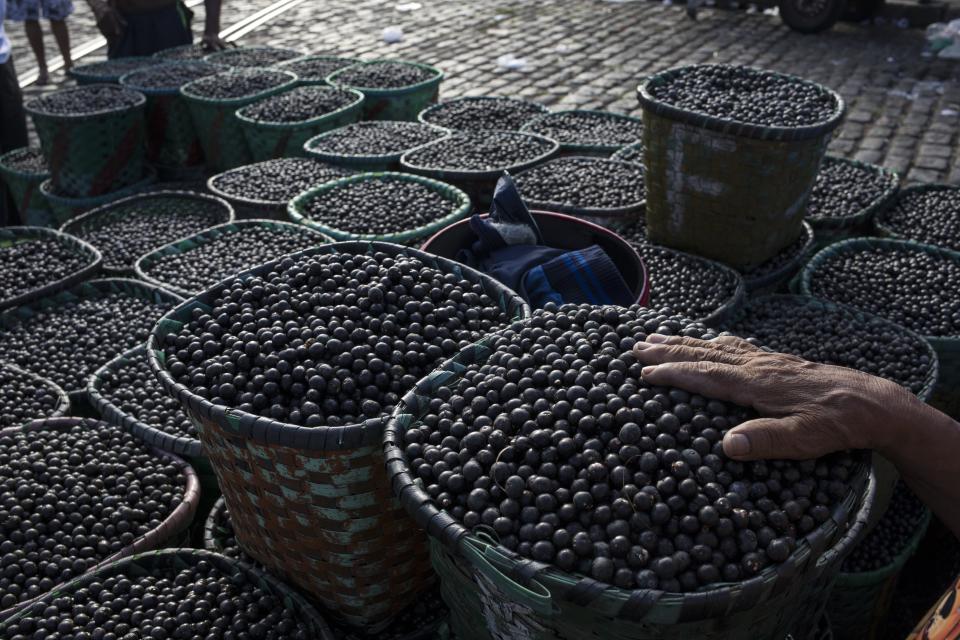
[722,416,823,461]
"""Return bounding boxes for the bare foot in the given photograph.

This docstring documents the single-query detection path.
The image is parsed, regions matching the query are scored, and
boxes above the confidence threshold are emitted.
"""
[36,69,51,85]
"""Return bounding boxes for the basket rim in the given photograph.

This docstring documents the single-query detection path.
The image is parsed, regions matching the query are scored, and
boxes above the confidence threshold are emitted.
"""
[0,361,71,420]
[519,108,645,152]
[118,61,226,96]
[39,167,158,206]
[399,130,560,180]
[740,221,817,292]
[202,45,304,67]
[0,416,201,622]
[327,59,444,95]
[417,96,550,131]
[287,171,473,243]
[0,547,337,639]
[87,344,204,458]
[836,506,931,584]
[133,218,333,299]
[179,68,299,105]
[276,54,360,80]
[636,64,846,142]
[25,83,147,120]
[805,156,900,228]
[145,241,530,452]
[874,182,959,247]
[151,43,206,60]
[202,495,228,553]
[0,146,49,179]
[304,120,450,163]
[610,140,645,163]
[382,313,872,622]
[726,293,940,403]
[798,236,960,340]
[206,158,355,209]
[68,55,162,82]
[0,225,103,311]
[515,155,647,217]
[235,86,365,129]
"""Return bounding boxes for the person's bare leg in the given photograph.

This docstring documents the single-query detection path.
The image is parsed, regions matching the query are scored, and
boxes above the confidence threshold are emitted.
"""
[24,20,50,83]
[49,19,72,71]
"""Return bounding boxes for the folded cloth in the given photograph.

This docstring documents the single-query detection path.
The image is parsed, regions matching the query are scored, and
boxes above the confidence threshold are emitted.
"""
[523,244,635,308]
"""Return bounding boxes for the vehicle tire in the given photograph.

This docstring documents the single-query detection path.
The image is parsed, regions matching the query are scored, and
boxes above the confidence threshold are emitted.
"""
[844,0,884,21]
[778,0,847,32]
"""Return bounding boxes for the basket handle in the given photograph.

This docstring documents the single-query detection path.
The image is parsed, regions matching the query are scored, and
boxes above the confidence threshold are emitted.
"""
[459,535,555,617]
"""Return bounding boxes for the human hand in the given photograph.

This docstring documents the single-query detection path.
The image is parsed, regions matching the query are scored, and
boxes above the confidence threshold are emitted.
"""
[631,334,917,461]
[201,32,233,52]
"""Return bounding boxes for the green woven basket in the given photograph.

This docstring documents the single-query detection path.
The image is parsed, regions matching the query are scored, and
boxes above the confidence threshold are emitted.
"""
[0,225,102,311]
[0,417,201,621]
[151,43,207,61]
[520,109,645,156]
[806,156,899,246]
[637,65,845,270]
[827,509,930,640]
[0,147,51,225]
[874,183,960,252]
[26,84,148,198]
[180,69,298,171]
[0,548,336,638]
[203,46,302,68]
[146,242,530,631]
[288,172,471,245]
[418,96,550,132]
[741,222,816,296]
[383,319,874,640]
[237,87,365,161]
[0,361,70,424]
[68,56,162,85]
[277,55,359,86]
[39,167,156,226]
[134,218,331,297]
[304,121,449,172]
[799,237,960,396]
[119,61,223,172]
[328,60,444,121]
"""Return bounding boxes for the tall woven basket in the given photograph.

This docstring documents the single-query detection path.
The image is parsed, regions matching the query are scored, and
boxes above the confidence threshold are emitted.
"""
[25,84,147,198]
[39,168,156,226]
[0,148,51,226]
[147,242,531,631]
[383,320,875,640]
[636,65,845,269]
[328,60,444,121]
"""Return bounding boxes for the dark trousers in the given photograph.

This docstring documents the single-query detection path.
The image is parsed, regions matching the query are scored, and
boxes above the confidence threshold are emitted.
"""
[0,56,29,226]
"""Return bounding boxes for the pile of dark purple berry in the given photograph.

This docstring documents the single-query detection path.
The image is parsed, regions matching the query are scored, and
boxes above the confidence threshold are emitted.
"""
[648,65,838,128]
[613,141,644,165]
[119,61,222,91]
[205,46,301,68]
[0,288,175,393]
[153,43,207,60]
[306,121,447,158]
[421,97,548,132]
[804,156,895,222]
[332,61,438,89]
[737,223,812,285]
[0,419,185,610]
[97,347,198,440]
[239,86,359,123]
[522,110,644,149]
[637,245,742,323]
[402,304,859,592]
[26,85,142,116]
[0,363,63,427]
[181,68,293,101]
[0,555,314,640]
[210,158,352,205]
[160,249,515,427]
[277,56,356,83]
[402,131,556,172]
[70,57,160,81]
[0,147,47,174]
[879,186,960,251]
[0,237,91,303]
[841,482,926,572]
[141,223,325,295]
[725,296,934,397]
[514,157,645,211]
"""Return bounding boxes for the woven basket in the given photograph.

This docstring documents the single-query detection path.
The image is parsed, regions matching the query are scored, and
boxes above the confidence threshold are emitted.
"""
[741,221,816,296]
[40,167,156,226]
[520,109,645,156]
[146,241,530,631]
[610,140,645,165]
[827,509,930,640]
[383,323,874,640]
[637,65,845,269]
[287,172,471,245]
[277,55,359,86]
[799,237,960,396]
[874,183,960,252]
[400,131,559,209]
[60,190,235,275]
[0,416,201,621]
[0,226,102,311]
[134,218,331,297]
[806,156,899,246]
[418,96,550,132]
[237,87,365,161]
[328,60,444,121]
[203,46,302,68]
[69,56,162,85]
[304,121,449,172]
[152,43,207,61]
[0,147,51,225]
[180,69,298,171]
[26,84,148,198]
[0,361,70,424]
[0,278,184,402]
[119,62,223,173]
[0,548,336,638]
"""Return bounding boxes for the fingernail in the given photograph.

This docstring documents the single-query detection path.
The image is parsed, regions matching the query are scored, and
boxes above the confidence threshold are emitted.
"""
[634,342,651,350]
[724,433,751,457]
[646,334,667,344]
[641,366,657,377]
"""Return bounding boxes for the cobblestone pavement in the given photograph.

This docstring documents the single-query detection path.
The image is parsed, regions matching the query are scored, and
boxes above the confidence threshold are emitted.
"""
[8,0,960,184]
